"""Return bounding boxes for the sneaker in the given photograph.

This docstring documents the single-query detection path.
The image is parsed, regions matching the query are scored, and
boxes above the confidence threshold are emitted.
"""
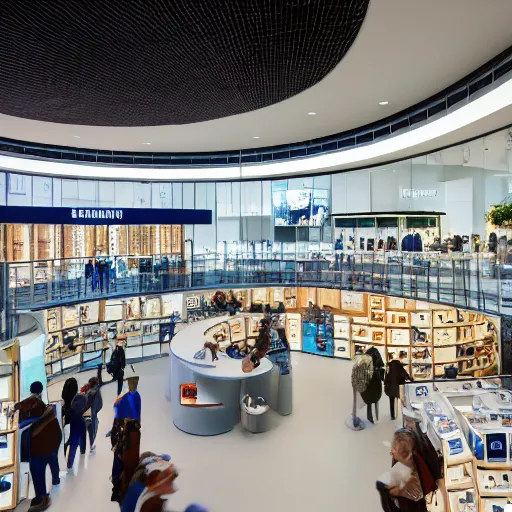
[28,496,51,512]
[90,445,96,453]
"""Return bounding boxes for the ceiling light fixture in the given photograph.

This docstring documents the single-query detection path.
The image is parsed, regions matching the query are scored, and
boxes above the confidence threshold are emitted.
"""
[253,136,260,139]
[308,112,317,116]
[379,101,389,106]
[142,142,152,146]
[73,135,80,139]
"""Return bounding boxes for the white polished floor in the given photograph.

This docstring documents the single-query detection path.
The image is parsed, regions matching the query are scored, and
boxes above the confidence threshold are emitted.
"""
[16,353,398,512]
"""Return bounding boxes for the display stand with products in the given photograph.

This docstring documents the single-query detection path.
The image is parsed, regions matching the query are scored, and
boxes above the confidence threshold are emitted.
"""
[168,316,274,436]
[404,377,512,511]
[181,287,500,381]
[43,293,184,379]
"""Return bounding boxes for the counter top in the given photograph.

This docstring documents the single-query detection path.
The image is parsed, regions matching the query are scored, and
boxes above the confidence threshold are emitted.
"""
[170,315,273,380]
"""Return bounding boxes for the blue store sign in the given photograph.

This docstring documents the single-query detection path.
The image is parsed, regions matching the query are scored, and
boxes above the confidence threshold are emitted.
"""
[0,206,212,225]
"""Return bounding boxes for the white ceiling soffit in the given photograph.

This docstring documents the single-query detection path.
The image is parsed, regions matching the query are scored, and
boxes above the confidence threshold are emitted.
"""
[1,76,512,181]
[0,0,511,152]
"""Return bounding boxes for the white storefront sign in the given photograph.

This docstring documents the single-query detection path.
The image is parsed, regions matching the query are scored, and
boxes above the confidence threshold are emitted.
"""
[401,188,438,199]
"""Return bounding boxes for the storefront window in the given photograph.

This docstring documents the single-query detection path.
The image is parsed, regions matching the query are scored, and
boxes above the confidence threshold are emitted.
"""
[6,224,30,261]
[33,224,54,260]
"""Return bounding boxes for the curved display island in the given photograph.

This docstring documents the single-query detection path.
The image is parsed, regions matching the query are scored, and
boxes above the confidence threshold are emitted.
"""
[168,316,273,435]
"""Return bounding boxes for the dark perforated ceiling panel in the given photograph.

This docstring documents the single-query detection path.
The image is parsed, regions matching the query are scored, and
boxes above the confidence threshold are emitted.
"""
[0,0,369,126]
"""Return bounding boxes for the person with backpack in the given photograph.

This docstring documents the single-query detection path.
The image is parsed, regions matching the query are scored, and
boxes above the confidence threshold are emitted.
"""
[108,338,127,396]
[67,390,89,469]
[385,360,413,420]
[15,381,62,512]
[82,366,103,453]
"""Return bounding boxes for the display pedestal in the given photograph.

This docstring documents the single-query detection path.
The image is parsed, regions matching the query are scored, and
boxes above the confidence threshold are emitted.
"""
[169,317,273,436]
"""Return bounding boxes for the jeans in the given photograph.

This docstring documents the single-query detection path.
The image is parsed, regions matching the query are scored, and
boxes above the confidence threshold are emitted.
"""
[87,417,99,447]
[30,451,60,499]
[268,351,290,375]
[67,417,86,468]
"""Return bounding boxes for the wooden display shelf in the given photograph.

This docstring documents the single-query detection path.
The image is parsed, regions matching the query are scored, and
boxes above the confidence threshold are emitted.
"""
[433,321,486,328]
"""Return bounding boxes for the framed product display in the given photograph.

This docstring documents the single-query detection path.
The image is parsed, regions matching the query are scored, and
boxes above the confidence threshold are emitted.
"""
[143,296,162,318]
[271,287,285,304]
[341,291,365,313]
[159,323,175,343]
[228,317,245,343]
[162,293,184,318]
[251,288,268,305]
[45,308,61,333]
[62,305,79,328]
[297,287,317,308]
[333,315,350,338]
[411,311,431,328]
[434,327,457,346]
[317,288,340,310]
[387,329,410,346]
[386,297,405,310]
[386,311,409,326]
[104,299,124,321]
[79,301,99,325]
[286,313,302,351]
[246,316,263,338]
[284,288,297,309]
[125,297,141,320]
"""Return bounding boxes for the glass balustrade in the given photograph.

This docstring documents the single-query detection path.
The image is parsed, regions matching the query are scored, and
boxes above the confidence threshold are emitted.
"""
[0,251,504,316]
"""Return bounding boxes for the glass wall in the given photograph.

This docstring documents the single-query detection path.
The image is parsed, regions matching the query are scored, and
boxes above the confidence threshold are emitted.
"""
[1,224,183,262]
[0,128,510,258]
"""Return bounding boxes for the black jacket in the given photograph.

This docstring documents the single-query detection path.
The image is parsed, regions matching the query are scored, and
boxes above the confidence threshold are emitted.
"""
[384,360,412,399]
[361,347,385,405]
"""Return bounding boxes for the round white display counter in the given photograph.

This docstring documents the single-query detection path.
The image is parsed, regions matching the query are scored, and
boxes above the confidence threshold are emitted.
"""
[167,316,273,435]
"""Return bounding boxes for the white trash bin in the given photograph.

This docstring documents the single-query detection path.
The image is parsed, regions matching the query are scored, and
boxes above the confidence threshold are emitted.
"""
[240,395,271,433]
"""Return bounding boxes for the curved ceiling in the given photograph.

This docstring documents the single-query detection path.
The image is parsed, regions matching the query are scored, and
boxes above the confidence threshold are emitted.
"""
[0,0,369,126]
[0,0,511,152]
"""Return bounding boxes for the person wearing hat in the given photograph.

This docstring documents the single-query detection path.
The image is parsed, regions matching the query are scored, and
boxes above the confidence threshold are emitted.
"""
[111,366,142,504]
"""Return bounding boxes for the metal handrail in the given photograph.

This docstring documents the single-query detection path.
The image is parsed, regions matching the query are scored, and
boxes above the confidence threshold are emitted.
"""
[1,250,505,322]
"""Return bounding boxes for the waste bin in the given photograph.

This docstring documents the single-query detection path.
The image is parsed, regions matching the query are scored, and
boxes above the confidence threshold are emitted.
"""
[240,395,271,433]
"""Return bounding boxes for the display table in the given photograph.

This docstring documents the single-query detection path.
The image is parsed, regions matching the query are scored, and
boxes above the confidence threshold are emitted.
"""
[168,316,273,435]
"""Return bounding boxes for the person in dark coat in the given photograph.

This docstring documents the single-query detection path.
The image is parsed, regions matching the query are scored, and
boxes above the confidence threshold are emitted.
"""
[16,381,62,512]
[61,377,78,455]
[361,347,385,423]
[385,360,413,420]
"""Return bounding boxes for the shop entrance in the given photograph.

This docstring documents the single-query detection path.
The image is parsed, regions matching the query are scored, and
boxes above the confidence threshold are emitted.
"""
[1,223,184,261]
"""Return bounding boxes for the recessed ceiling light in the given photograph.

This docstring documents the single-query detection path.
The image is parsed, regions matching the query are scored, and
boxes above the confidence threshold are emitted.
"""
[379,101,389,106]
[308,112,317,116]
[73,135,80,139]
[253,136,260,139]
[142,142,152,146]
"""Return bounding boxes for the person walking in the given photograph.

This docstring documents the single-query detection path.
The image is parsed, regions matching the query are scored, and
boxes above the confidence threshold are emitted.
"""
[66,390,89,470]
[15,381,62,512]
[108,338,127,396]
[84,367,103,453]
[384,360,413,420]
[110,367,142,504]
[61,377,78,455]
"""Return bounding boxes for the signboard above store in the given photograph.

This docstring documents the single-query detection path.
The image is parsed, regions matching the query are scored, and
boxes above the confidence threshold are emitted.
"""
[401,188,438,199]
[0,206,212,225]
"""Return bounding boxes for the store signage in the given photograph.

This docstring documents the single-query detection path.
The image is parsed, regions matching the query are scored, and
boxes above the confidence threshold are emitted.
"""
[186,296,201,310]
[0,205,212,226]
[401,188,438,199]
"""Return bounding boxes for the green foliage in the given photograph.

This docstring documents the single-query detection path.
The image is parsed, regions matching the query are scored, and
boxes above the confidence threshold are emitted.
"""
[488,203,512,227]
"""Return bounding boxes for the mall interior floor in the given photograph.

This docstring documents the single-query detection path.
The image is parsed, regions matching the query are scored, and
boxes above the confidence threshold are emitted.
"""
[16,353,398,512]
